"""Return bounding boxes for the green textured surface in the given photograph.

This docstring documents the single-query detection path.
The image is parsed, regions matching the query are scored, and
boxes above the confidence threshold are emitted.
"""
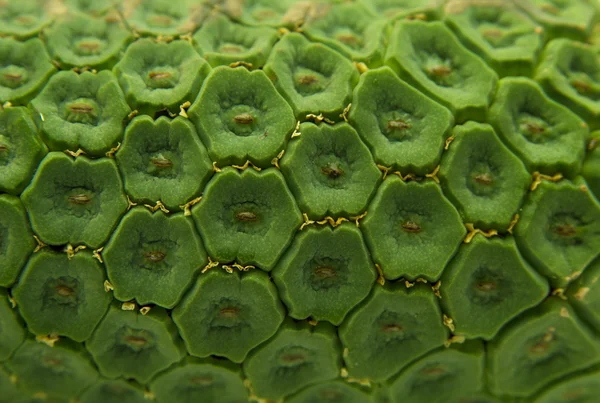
[1,0,600,402]
[29,70,131,156]
[12,250,111,342]
[172,269,285,362]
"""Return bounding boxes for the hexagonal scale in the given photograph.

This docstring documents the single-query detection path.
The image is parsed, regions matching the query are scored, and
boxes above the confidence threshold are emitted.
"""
[188,66,295,167]
[362,175,466,281]
[120,0,204,37]
[172,269,285,362]
[45,13,132,70]
[0,365,20,401]
[514,177,600,288]
[116,115,213,211]
[287,380,372,403]
[302,2,388,66]
[359,0,445,20]
[0,37,55,105]
[566,257,600,332]
[104,207,207,309]
[489,77,588,178]
[387,341,486,403]
[348,66,454,175]
[0,106,48,195]
[385,20,498,123]
[440,235,549,340]
[222,0,301,28]
[193,13,279,69]
[150,357,249,403]
[191,167,302,271]
[272,223,376,325]
[0,288,25,362]
[78,379,147,403]
[583,131,600,200]
[113,38,211,116]
[63,0,122,16]
[439,121,531,231]
[29,70,131,157]
[7,339,99,400]
[517,0,596,41]
[263,32,359,122]
[0,0,54,38]
[243,320,342,401]
[487,298,600,397]
[21,152,128,249]
[536,39,600,130]
[0,194,35,287]
[535,368,600,403]
[86,303,186,384]
[279,122,380,217]
[12,250,112,342]
[339,283,449,382]
[444,0,543,78]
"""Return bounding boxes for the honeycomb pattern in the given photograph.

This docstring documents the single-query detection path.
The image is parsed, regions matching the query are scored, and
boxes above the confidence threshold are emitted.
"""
[1,0,600,402]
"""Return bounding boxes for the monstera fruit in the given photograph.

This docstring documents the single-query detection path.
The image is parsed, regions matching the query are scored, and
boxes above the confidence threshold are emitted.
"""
[1,0,600,402]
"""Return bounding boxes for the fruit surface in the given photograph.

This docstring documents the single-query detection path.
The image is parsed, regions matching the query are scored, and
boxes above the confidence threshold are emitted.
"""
[1,0,600,402]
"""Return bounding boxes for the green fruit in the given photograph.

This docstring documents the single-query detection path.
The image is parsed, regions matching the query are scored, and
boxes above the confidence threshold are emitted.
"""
[2,1,600,402]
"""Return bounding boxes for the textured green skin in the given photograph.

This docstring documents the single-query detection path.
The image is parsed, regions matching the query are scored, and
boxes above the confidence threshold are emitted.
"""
[1,0,600,402]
